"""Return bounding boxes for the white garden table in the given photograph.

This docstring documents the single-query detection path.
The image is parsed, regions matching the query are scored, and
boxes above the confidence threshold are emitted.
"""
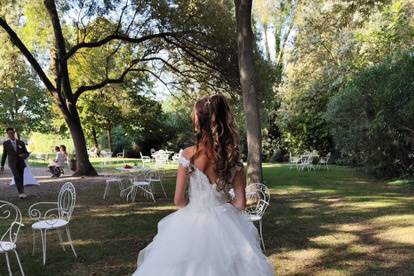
[116,167,153,201]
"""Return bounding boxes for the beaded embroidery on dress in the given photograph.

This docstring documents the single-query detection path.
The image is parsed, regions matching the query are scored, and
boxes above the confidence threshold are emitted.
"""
[132,153,275,276]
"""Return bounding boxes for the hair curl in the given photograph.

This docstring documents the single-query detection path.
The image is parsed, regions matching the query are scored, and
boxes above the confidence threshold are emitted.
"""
[190,94,242,194]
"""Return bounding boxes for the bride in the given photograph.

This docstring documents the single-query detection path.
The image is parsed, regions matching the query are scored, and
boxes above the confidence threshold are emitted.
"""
[10,159,39,186]
[133,95,275,276]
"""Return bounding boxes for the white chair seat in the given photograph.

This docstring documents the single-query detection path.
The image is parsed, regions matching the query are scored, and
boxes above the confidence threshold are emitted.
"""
[133,181,150,186]
[106,178,122,183]
[32,219,68,230]
[247,214,262,222]
[0,241,16,253]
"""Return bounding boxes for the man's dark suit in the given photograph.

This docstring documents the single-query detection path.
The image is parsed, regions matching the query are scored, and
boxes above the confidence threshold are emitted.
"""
[1,139,29,194]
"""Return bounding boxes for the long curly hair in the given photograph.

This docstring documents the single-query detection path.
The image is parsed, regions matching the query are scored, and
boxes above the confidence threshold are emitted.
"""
[189,94,242,194]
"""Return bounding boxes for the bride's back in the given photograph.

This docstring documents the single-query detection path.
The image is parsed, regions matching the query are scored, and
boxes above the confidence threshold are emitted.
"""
[179,147,229,209]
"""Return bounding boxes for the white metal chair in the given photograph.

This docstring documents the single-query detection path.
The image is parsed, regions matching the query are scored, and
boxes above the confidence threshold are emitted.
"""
[88,148,98,158]
[121,169,155,202]
[244,189,270,252]
[246,183,270,202]
[289,153,301,170]
[101,150,113,165]
[146,169,168,199]
[299,155,314,171]
[103,174,125,199]
[139,152,151,166]
[28,182,77,265]
[153,153,169,167]
[0,201,25,276]
[318,153,331,170]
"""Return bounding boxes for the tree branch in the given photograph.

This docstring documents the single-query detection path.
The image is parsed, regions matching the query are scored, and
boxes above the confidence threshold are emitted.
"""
[66,31,186,59]
[73,57,144,100]
[74,70,130,101]
[0,18,56,93]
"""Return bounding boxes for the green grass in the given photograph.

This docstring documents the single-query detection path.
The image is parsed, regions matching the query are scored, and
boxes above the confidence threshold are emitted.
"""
[1,163,413,275]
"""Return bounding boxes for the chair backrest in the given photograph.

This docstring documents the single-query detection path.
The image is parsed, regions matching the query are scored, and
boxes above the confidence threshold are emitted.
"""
[247,183,270,202]
[58,182,76,222]
[154,154,168,165]
[0,200,23,245]
[245,189,270,217]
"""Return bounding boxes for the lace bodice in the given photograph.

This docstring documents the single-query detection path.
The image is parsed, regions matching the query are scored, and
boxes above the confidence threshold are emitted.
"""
[178,156,228,209]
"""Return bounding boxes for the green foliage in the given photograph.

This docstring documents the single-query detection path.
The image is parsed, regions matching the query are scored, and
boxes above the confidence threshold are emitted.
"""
[27,132,74,154]
[327,52,414,177]
[0,40,51,135]
[278,0,414,166]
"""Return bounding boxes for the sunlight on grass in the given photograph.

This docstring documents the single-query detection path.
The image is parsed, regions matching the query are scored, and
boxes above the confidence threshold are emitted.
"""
[317,268,351,276]
[290,202,320,209]
[71,239,102,246]
[375,226,414,244]
[1,163,413,275]
[348,244,379,254]
[336,223,369,232]
[310,233,359,246]
[346,201,403,209]
[369,214,414,226]
[273,248,324,273]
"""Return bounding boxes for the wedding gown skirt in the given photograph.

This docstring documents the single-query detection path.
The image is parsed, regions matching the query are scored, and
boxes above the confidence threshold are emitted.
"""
[10,160,39,186]
[133,157,275,276]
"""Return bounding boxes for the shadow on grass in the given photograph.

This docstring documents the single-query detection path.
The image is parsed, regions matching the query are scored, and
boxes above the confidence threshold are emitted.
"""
[263,164,414,276]
[1,164,413,275]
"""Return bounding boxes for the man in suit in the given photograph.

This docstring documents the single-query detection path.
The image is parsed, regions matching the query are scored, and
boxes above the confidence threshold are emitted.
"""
[0,127,30,198]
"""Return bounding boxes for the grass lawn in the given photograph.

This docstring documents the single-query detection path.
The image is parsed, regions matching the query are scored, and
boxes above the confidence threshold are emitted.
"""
[1,163,413,275]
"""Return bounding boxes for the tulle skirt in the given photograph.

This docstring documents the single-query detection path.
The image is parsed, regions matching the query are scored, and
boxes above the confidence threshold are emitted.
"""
[133,203,275,276]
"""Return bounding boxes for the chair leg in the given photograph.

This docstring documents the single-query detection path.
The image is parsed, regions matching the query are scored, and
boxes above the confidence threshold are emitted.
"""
[5,252,12,276]
[65,227,77,258]
[40,229,47,265]
[14,250,25,276]
[57,230,66,251]
[160,179,168,199]
[132,186,138,202]
[147,185,156,202]
[150,188,156,202]
[103,181,110,199]
[32,230,36,256]
[259,220,266,253]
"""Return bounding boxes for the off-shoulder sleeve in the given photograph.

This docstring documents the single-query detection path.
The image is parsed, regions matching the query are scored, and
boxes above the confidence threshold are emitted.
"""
[178,153,190,168]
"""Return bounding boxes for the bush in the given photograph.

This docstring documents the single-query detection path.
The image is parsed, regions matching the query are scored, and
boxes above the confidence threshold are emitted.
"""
[326,51,414,177]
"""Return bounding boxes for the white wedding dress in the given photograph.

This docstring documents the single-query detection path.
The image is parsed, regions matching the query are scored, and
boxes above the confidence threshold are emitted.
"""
[133,155,275,276]
[10,160,39,186]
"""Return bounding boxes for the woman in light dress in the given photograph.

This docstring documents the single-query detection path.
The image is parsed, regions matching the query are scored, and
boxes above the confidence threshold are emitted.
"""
[133,95,275,276]
[8,139,37,186]
[10,158,38,186]
[48,145,68,177]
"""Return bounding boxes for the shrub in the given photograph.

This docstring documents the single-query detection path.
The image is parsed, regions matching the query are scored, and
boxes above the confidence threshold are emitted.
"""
[326,51,414,177]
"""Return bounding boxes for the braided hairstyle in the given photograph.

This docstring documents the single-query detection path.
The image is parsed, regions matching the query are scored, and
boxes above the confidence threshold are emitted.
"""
[190,94,242,194]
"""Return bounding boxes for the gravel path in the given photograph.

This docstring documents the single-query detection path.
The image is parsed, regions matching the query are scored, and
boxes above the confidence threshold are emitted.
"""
[0,166,108,200]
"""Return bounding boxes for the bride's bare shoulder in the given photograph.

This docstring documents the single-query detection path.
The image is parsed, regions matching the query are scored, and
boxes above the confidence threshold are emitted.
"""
[181,146,197,159]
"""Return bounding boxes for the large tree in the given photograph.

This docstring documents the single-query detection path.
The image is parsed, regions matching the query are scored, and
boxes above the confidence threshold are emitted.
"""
[234,0,263,183]
[0,0,235,175]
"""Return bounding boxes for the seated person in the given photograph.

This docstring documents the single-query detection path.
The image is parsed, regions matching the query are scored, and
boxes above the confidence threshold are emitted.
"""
[48,146,66,177]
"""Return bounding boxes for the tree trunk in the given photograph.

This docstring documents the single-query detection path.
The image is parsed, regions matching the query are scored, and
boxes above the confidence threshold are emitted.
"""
[107,125,113,153]
[91,127,101,157]
[45,0,96,176]
[234,0,263,184]
[60,102,97,176]
[263,23,272,62]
